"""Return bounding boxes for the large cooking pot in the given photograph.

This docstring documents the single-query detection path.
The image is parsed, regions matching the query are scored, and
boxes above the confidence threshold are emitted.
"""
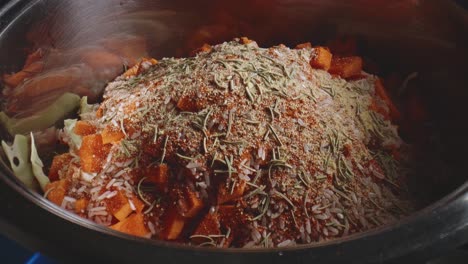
[0,0,467,263]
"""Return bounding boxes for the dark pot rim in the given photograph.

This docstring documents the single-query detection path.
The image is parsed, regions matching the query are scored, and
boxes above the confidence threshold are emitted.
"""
[0,0,468,262]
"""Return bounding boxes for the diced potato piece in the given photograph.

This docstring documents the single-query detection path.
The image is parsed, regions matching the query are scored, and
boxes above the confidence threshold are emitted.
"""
[295,42,312,50]
[3,62,44,88]
[176,95,199,112]
[106,190,132,221]
[45,179,69,206]
[161,207,185,240]
[48,153,73,181]
[191,212,221,245]
[101,126,125,145]
[75,198,89,214]
[110,213,149,237]
[123,58,158,78]
[145,164,169,191]
[328,56,363,79]
[79,134,110,173]
[217,180,246,204]
[374,79,401,121]
[74,120,96,136]
[309,47,332,71]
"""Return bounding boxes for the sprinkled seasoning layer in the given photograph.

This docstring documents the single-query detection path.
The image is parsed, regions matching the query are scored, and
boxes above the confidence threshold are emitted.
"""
[49,39,413,248]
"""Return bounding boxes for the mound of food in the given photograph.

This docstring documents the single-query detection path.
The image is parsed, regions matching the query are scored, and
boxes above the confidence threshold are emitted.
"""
[42,38,411,247]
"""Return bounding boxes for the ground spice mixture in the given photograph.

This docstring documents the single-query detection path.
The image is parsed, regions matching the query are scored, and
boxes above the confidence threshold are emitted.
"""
[47,38,413,248]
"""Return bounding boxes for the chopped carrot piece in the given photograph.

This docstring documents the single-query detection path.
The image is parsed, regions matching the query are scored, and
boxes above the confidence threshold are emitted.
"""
[48,153,73,181]
[374,79,401,121]
[328,56,363,79]
[3,61,44,88]
[191,212,222,245]
[79,134,110,173]
[74,120,96,136]
[145,164,169,191]
[75,198,89,214]
[295,42,312,49]
[45,180,69,206]
[160,207,185,240]
[110,213,149,237]
[309,47,332,71]
[106,190,133,221]
[101,126,125,144]
[217,180,246,204]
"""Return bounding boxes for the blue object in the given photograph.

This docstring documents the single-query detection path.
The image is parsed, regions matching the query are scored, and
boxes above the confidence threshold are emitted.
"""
[0,235,55,264]
[26,253,56,264]
[0,234,32,263]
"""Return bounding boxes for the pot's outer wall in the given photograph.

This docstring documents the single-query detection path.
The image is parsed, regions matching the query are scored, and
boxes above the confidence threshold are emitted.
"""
[0,0,467,263]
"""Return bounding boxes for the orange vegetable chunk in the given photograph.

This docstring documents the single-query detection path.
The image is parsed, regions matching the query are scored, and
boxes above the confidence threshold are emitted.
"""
[328,56,363,79]
[240,37,254,44]
[75,198,89,214]
[310,46,332,70]
[106,190,133,221]
[217,180,246,204]
[48,153,73,181]
[45,180,69,206]
[74,120,96,136]
[161,207,185,240]
[192,212,222,245]
[101,126,125,144]
[123,58,158,78]
[79,134,110,173]
[295,42,312,49]
[145,164,169,191]
[182,188,203,218]
[110,213,149,237]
